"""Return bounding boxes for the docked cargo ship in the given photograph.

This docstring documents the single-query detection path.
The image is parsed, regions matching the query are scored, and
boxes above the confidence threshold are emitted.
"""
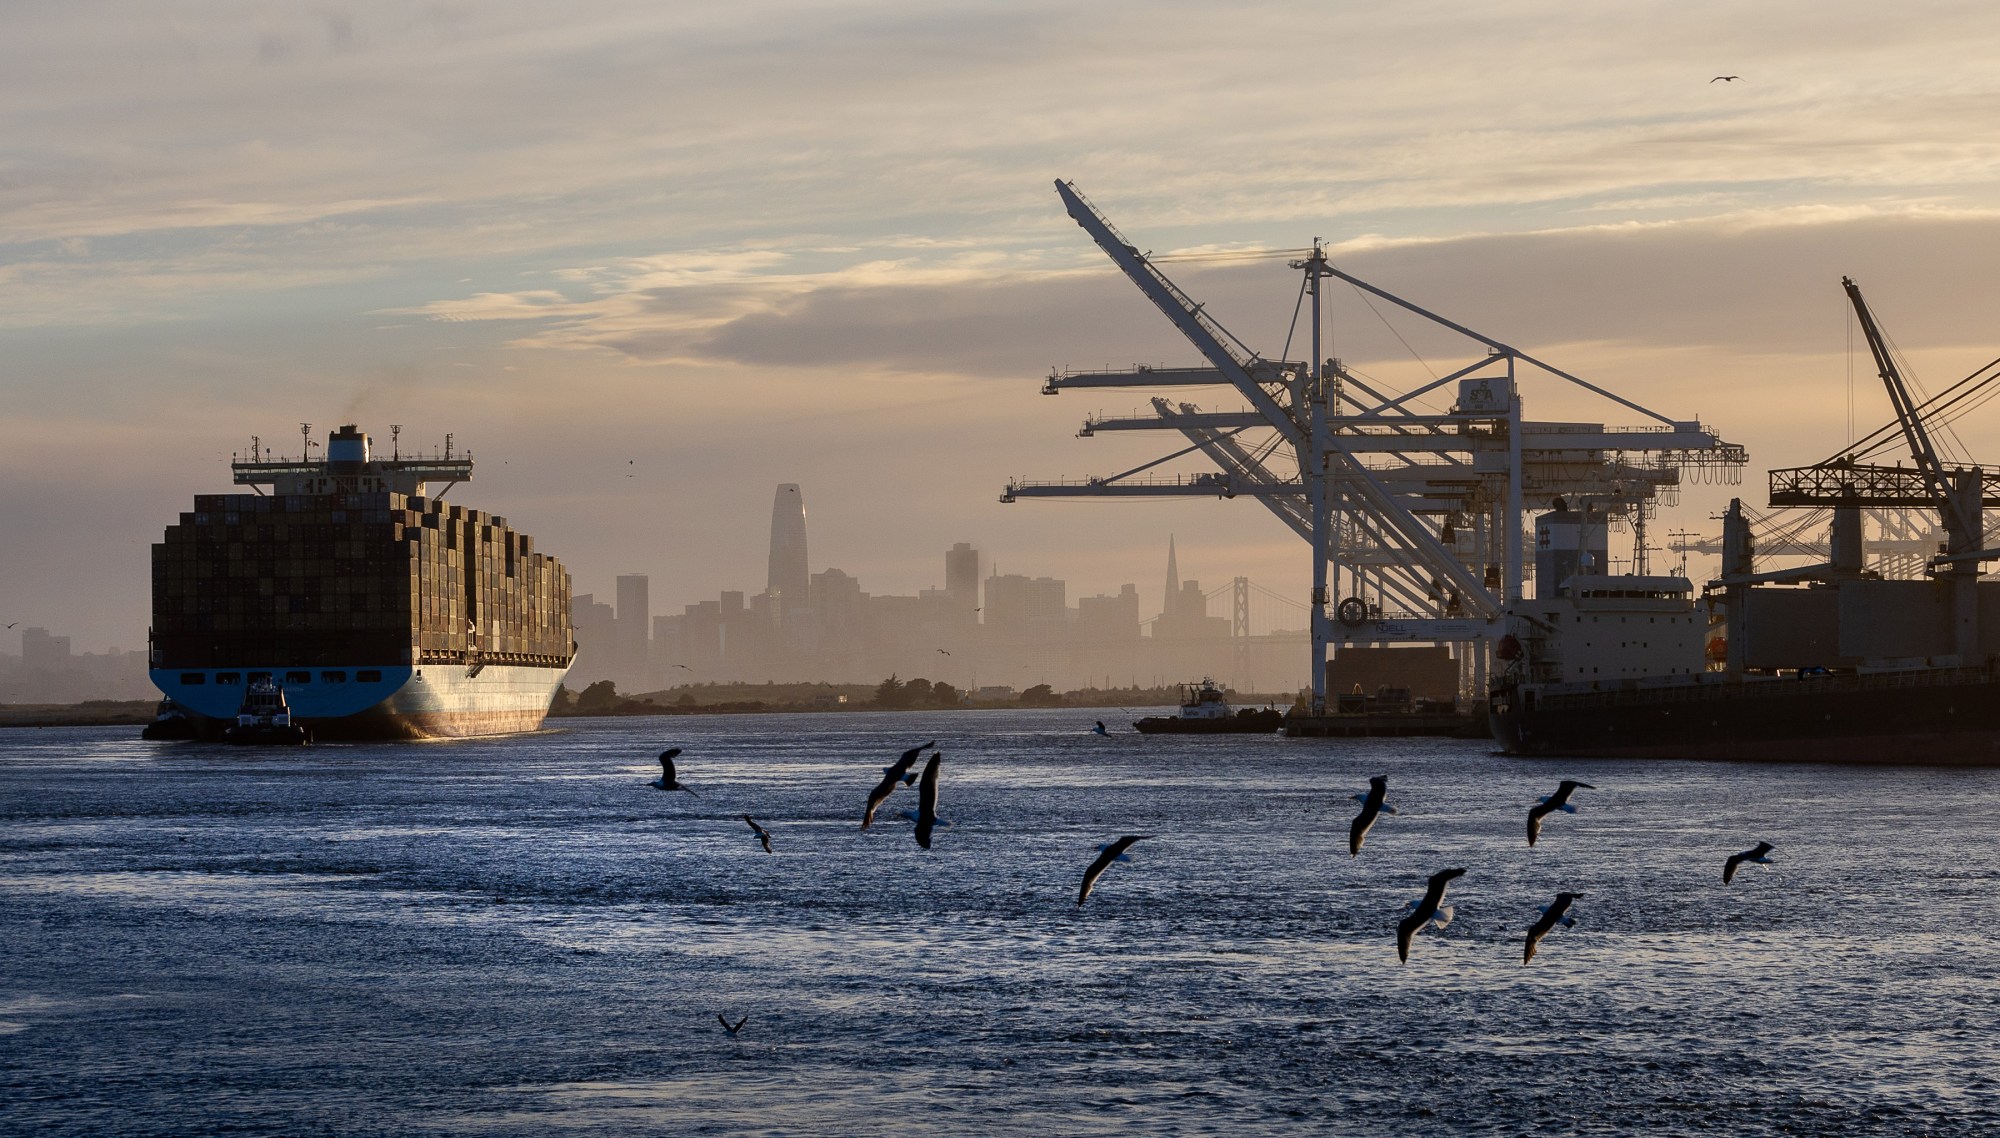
[1493,278,2000,764]
[1486,566,2000,763]
[148,425,574,740]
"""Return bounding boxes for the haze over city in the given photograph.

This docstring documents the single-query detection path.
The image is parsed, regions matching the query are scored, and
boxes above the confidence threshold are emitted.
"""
[11,1,2000,657]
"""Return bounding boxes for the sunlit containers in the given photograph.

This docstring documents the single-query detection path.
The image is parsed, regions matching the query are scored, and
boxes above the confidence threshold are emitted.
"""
[151,488,574,735]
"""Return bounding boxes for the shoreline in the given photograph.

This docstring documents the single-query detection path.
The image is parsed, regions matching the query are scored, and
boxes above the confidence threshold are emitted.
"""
[4,692,1291,730]
[0,700,159,729]
[549,699,1193,720]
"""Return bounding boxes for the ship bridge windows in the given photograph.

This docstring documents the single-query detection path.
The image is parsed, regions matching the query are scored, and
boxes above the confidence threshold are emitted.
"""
[357,669,382,683]
[286,670,312,685]
[217,672,241,684]
[321,671,347,684]
[180,673,206,685]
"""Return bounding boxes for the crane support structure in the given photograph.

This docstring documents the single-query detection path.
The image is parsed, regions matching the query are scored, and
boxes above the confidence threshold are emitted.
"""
[1004,181,1748,709]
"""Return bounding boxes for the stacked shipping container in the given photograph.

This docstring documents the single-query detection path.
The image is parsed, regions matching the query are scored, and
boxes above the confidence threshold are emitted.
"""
[151,491,573,671]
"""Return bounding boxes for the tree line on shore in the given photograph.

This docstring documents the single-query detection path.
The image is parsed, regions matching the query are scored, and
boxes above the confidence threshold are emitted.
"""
[550,675,1194,717]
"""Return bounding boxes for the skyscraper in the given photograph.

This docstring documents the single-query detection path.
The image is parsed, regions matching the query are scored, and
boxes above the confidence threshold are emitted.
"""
[1156,537,1222,639]
[945,541,980,622]
[616,574,651,675]
[568,593,617,684]
[767,484,809,613]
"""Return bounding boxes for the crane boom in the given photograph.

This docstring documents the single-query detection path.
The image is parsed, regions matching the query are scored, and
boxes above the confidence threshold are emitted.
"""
[1848,280,1944,488]
[1054,181,1300,443]
[1842,276,1970,536]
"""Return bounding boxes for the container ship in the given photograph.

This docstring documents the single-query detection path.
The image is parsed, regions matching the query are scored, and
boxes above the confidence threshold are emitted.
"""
[148,425,574,740]
[1492,278,2000,765]
[1486,556,2000,764]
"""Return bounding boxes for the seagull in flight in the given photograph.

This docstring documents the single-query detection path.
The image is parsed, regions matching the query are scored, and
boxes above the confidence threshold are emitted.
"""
[651,748,696,795]
[936,648,951,656]
[1724,841,1775,884]
[1397,867,1465,963]
[1520,892,1584,964]
[912,753,942,849]
[1092,720,1109,736]
[742,815,773,854]
[1711,75,1740,83]
[717,1014,748,1036]
[1348,775,1397,857]
[1077,835,1151,905]
[862,741,933,829]
[1527,780,1594,846]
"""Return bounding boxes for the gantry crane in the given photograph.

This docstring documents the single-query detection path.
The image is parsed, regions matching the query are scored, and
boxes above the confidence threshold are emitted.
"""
[1003,181,1747,713]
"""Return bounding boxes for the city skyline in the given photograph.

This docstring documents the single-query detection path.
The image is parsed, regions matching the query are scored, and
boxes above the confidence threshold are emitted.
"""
[583,477,1277,639]
[563,479,1305,693]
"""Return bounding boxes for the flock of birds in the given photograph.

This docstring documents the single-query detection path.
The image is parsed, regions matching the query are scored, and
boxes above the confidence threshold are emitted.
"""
[1350,776,1777,965]
[649,738,1780,1032]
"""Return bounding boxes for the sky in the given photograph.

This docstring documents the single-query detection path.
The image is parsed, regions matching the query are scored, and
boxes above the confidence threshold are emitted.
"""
[9,0,2000,653]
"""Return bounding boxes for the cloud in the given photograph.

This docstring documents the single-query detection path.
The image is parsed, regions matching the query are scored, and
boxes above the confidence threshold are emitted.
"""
[407,207,2000,384]
[15,0,2000,330]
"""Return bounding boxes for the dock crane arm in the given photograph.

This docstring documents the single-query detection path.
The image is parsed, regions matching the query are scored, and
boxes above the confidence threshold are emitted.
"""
[1055,181,1301,445]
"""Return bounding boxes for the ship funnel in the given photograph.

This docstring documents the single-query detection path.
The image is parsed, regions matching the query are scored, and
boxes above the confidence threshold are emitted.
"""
[328,425,370,465]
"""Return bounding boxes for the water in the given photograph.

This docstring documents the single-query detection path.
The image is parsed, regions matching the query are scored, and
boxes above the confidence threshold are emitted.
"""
[3,710,1997,1136]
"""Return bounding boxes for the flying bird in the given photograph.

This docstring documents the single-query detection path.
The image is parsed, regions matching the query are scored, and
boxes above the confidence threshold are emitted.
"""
[672,663,691,671]
[1523,892,1583,964]
[913,754,942,849]
[652,748,696,795]
[717,1014,748,1036]
[1527,781,1595,846]
[1077,835,1151,905]
[1724,841,1775,884]
[1396,867,1466,963]
[1093,720,1109,736]
[1710,75,1740,82]
[742,814,773,854]
[1348,775,1397,857]
[861,741,934,829]
[936,648,951,656]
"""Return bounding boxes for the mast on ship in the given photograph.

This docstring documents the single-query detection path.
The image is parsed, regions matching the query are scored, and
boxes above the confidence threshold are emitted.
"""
[231,424,473,497]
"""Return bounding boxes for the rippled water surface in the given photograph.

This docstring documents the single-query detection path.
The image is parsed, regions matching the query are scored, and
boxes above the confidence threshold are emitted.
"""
[3,710,1998,1136]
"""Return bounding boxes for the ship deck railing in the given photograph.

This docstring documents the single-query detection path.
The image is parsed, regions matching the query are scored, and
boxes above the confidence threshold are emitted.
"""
[1535,663,2000,712]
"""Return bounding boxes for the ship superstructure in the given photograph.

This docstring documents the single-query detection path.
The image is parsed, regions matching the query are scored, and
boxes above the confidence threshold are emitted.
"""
[149,425,574,739]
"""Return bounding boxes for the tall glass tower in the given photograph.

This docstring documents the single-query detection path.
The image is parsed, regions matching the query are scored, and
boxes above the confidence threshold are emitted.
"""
[767,484,809,613]
[945,542,980,622]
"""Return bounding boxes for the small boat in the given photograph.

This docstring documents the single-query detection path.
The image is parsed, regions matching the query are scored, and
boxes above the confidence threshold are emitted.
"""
[222,677,311,746]
[1133,679,1283,734]
[139,696,201,741]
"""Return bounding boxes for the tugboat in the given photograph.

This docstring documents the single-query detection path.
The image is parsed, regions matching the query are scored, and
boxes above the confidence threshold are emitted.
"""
[223,677,312,746]
[1133,679,1284,735]
[139,696,201,741]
